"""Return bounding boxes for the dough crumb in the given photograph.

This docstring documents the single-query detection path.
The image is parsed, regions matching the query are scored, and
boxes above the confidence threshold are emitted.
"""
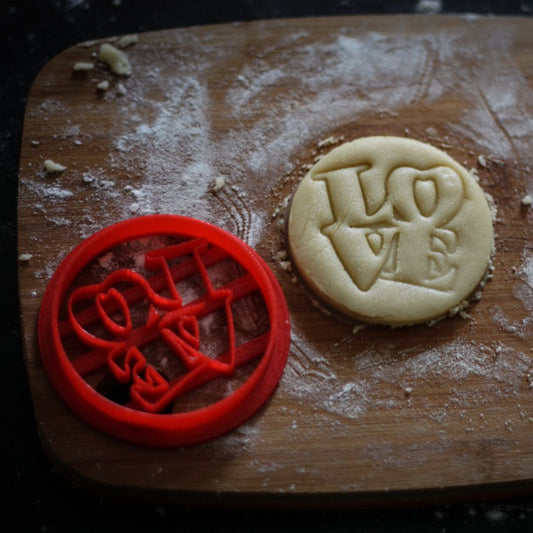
[477,154,488,167]
[274,250,288,262]
[44,159,67,173]
[521,194,532,206]
[459,309,471,320]
[96,80,110,91]
[272,194,291,218]
[99,43,132,76]
[211,176,226,193]
[73,62,94,71]
[116,82,127,96]
[18,253,33,262]
[280,260,292,272]
[118,34,139,49]
[469,167,480,181]
[318,135,341,148]
[485,193,498,221]
[448,300,470,319]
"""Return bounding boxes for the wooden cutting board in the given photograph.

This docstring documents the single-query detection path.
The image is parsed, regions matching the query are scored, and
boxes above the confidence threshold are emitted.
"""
[17,15,533,506]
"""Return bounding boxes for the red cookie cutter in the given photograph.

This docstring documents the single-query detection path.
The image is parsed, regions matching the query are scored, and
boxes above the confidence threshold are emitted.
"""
[38,215,291,446]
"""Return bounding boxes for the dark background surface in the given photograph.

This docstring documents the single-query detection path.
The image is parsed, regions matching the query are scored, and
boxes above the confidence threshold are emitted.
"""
[3,1,533,531]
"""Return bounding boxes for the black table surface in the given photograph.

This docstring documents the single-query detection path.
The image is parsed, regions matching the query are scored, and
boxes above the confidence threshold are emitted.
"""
[3,1,533,531]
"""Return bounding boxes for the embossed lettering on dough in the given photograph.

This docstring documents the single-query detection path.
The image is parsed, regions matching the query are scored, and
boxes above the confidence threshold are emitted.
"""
[314,164,465,292]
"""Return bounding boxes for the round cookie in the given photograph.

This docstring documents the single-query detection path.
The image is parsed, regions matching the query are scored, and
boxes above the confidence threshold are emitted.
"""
[287,136,494,326]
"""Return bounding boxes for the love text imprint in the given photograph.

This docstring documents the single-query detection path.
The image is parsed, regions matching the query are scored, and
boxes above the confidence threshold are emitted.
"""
[314,164,465,292]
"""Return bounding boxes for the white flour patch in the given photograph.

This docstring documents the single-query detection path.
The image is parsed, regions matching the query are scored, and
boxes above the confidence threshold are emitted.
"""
[281,331,530,422]
[26,22,530,248]
[489,251,533,341]
[22,22,533,468]
[111,77,212,214]
[521,253,533,289]
[447,30,533,159]
[224,31,447,179]
[21,178,73,200]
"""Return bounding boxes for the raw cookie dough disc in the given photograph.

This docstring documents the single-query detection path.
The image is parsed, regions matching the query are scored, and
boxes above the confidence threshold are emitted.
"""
[287,136,494,326]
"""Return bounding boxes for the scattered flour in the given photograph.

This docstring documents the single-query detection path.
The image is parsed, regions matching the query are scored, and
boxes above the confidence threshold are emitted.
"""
[23,179,73,200]
[489,251,533,341]
[521,253,533,289]
[30,22,530,246]
[281,328,531,424]
[20,20,533,484]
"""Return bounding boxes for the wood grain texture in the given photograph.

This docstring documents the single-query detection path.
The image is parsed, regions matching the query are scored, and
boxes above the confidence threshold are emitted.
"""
[17,15,533,505]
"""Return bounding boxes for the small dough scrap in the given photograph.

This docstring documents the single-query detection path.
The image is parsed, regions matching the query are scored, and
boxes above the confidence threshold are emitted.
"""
[99,43,132,76]
[118,34,139,49]
[73,62,94,71]
[44,159,67,173]
[287,136,494,326]
[212,176,226,192]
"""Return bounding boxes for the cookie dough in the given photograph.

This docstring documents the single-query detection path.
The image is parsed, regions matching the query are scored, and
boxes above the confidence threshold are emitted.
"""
[99,43,132,76]
[287,136,494,326]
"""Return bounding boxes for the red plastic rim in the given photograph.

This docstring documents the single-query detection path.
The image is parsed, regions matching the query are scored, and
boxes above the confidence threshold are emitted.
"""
[38,215,291,447]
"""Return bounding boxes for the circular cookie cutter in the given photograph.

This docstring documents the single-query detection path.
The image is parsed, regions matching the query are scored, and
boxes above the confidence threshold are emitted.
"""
[38,215,291,446]
[287,136,494,326]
